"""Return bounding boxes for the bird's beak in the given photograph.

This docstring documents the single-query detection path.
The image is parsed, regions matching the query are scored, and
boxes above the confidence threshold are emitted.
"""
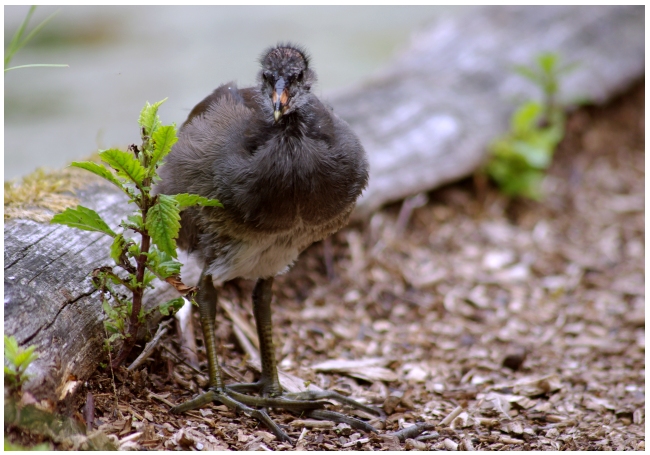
[272,77,289,122]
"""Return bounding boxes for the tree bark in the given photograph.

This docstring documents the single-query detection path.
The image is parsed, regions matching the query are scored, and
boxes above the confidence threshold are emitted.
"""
[4,5,644,406]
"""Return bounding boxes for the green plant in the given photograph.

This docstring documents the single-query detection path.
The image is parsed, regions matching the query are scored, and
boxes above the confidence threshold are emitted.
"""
[51,99,221,367]
[4,437,51,451]
[4,335,39,393]
[5,6,68,72]
[485,52,576,199]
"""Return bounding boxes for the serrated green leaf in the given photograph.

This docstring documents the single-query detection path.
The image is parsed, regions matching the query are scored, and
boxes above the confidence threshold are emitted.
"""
[139,99,167,136]
[106,332,122,343]
[51,206,116,237]
[173,193,223,208]
[4,335,19,361]
[99,149,146,187]
[104,322,118,334]
[146,248,181,279]
[150,125,178,170]
[5,366,17,377]
[142,270,156,288]
[127,213,144,228]
[71,161,125,190]
[145,194,180,257]
[121,213,144,234]
[102,300,116,318]
[127,243,141,258]
[107,273,125,286]
[159,297,185,316]
[159,259,181,278]
[110,234,126,264]
[14,347,38,368]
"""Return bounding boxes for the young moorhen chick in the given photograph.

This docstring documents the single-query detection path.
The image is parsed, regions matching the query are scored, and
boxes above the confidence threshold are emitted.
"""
[156,44,376,442]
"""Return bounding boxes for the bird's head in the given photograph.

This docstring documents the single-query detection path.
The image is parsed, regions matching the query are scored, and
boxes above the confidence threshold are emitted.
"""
[258,44,316,122]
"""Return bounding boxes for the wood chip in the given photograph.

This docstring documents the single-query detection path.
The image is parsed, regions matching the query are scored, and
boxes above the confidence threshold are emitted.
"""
[443,438,459,450]
[440,405,464,426]
[311,357,398,382]
[290,419,335,429]
[404,438,429,450]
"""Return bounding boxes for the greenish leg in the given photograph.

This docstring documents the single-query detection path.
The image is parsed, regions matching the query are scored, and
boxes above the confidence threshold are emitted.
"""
[169,272,381,443]
[228,278,383,430]
[252,277,283,396]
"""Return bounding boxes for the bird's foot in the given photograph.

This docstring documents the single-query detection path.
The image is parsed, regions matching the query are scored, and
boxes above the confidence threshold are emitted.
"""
[170,386,322,443]
[227,382,383,434]
[170,383,382,443]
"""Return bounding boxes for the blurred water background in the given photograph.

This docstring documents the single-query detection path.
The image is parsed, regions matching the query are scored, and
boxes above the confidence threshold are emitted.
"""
[4,6,471,180]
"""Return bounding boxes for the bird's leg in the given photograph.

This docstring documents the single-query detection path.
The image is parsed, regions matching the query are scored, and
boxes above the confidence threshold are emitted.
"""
[170,269,319,442]
[253,276,282,395]
[226,277,383,433]
[170,271,380,441]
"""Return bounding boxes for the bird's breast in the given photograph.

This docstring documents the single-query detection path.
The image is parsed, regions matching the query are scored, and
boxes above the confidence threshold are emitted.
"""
[222,132,357,233]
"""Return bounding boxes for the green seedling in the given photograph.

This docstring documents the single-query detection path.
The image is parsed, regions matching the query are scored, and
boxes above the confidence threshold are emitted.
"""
[4,335,39,393]
[51,99,221,367]
[485,52,576,199]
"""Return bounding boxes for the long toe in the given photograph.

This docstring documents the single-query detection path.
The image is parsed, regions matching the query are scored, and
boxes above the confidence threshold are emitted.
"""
[284,389,384,418]
[305,409,378,433]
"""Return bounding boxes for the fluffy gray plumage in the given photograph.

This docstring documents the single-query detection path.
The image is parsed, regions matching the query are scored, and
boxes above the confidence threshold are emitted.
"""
[155,44,368,282]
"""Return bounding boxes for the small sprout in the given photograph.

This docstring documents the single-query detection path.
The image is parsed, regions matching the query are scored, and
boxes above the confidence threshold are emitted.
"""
[485,52,576,199]
[4,335,39,393]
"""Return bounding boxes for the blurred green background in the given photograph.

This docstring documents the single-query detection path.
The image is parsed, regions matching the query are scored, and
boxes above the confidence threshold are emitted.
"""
[4,6,471,180]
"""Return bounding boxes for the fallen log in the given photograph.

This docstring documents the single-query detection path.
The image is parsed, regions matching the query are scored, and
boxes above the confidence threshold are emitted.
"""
[4,5,644,407]
[338,5,644,218]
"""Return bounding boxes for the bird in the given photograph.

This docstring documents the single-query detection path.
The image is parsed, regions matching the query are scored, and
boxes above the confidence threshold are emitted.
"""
[155,43,377,442]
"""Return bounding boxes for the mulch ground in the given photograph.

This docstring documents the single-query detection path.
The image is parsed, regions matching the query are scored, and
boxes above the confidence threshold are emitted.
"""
[10,80,645,450]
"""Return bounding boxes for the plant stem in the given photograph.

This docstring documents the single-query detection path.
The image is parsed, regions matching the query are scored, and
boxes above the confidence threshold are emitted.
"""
[110,182,152,368]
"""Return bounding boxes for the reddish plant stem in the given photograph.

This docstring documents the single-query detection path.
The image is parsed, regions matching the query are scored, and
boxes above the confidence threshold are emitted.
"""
[111,184,152,368]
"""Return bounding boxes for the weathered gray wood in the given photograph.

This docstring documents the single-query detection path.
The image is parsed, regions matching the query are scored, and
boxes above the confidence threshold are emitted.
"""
[4,5,644,405]
[333,5,644,218]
